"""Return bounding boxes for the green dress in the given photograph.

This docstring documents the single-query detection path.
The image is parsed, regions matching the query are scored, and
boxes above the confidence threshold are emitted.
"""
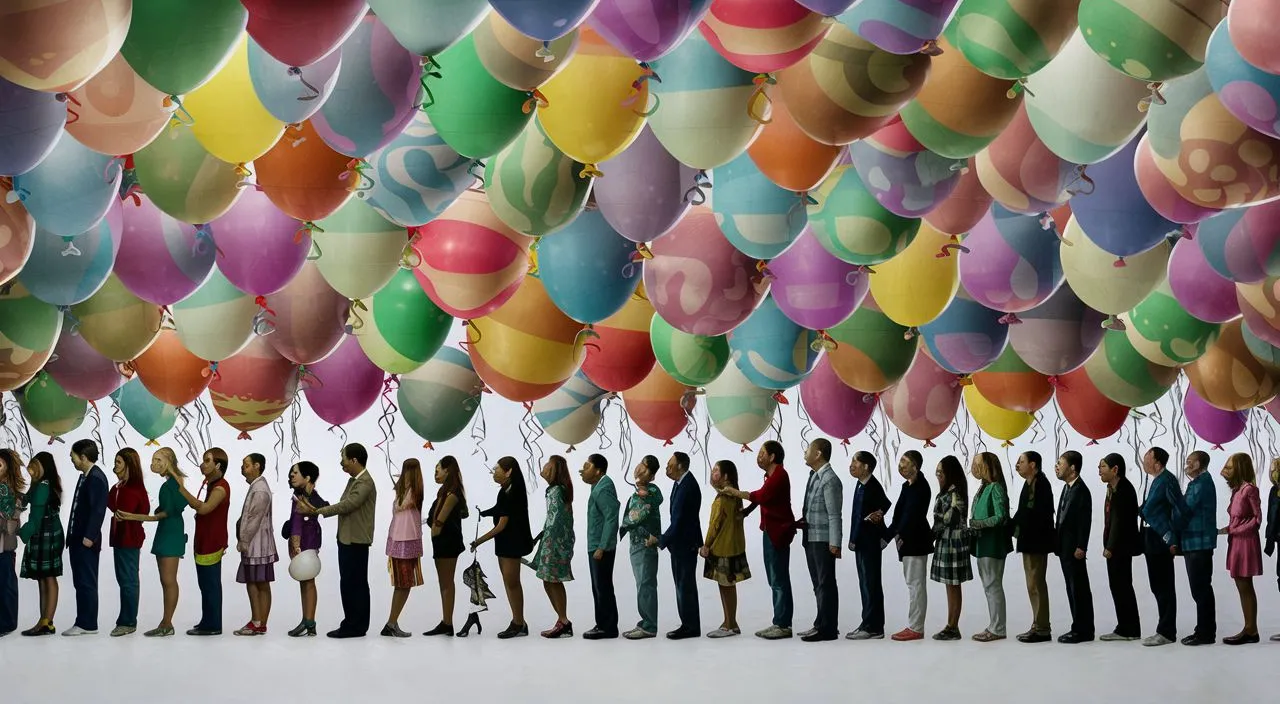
[18,481,64,578]
[151,477,189,558]
[531,485,574,583]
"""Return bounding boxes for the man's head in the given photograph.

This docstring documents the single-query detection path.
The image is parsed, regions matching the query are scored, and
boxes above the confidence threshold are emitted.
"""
[666,452,690,481]
[242,453,266,481]
[850,450,876,481]
[1016,451,1041,480]
[71,439,98,471]
[1186,450,1210,478]
[341,443,368,476]
[580,453,608,485]
[804,438,832,468]
[1055,450,1082,482]
[1142,446,1169,476]
[899,450,922,482]
[757,440,784,471]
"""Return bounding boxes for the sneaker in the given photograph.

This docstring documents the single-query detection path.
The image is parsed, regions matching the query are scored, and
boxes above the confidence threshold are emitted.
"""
[143,626,175,637]
[1142,634,1174,647]
[233,622,266,636]
[1100,632,1140,642]
[707,627,740,638]
[61,625,96,637]
[845,629,883,640]
[891,628,924,641]
[110,626,136,637]
[623,628,656,640]
[797,627,818,638]
[755,625,793,640]
[932,626,961,641]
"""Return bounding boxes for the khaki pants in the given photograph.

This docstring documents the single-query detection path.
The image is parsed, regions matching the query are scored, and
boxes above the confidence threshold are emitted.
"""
[1023,553,1051,634]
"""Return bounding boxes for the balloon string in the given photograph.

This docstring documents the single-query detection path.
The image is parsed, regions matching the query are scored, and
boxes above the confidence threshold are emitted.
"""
[684,169,711,205]
[401,228,423,269]
[1065,166,1095,197]
[579,163,604,179]
[289,397,302,461]
[521,89,549,114]
[418,56,443,110]
[344,299,368,333]
[375,375,400,476]
[339,159,375,194]
[57,306,83,336]
[56,93,82,124]
[1004,78,1034,100]
[786,191,815,230]
[747,73,776,124]
[621,62,661,114]
[287,66,320,101]
[535,41,555,62]
[469,402,489,464]
[1137,82,1166,113]
[467,159,486,189]
[252,296,277,336]
[328,423,349,449]
[919,40,944,56]
[192,224,223,258]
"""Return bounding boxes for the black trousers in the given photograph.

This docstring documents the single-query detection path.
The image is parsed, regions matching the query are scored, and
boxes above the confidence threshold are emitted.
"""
[1106,554,1141,637]
[337,543,370,635]
[1184,549,1216,639]
[589,549,618,634]
[670,549,699,632]
[68,543,100,631]
[855,548,884,634]
[1144,529,1177,640]
[805,542,839,636]
[1059,554,1095,637]
[0,552,16,633]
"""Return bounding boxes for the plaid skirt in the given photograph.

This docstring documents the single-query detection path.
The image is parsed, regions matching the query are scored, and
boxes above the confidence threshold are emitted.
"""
[20,514,64,580]
[389,557,423,589]
[703,553,751,587]
[930,533,973,585]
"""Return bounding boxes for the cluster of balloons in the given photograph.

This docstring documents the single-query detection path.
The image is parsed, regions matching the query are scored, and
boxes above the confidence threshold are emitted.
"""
[4,0,1280,454]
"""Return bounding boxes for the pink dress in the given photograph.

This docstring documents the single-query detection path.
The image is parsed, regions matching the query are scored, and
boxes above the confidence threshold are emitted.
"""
[1226,483,1263,579]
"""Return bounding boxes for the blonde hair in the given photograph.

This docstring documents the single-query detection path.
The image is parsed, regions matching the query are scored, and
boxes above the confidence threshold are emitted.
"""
[154,447,186,478]
[1228,453,1256,488]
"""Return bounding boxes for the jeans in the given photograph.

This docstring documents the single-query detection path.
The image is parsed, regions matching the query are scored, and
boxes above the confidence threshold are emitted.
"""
[1184,549,1215,639]
[1022,553,1050,633]
[670,549,699,632]
[338,543,371,635]
[762,535,793,628]
[113,548,140,628]
[0,551,16,633]
[804,542,838,636]
[854,548,884,633]
[68,543,100,631]
[1106,554,1140,637]
[902,556,927,632]
[1059,553,1095,637]
[629,542,658,633]
[1144,529,1177,640]
[976,556,1006,637]
[588,548,618,634]
[195,559,223,631]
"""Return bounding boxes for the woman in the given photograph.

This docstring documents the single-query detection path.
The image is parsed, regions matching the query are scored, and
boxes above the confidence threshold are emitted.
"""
[471,456,533,639]
[530,455,575,638]
[930,455,971,641]
[383,458,425,638]
[1,448,26,637]
[1220,453,1262,645]
[106,448,149,637]
[18,452,64,636]
[234,453,277,636]
[424,456,466,636]
[969,452,1012,642]
[285,461,327,637]
[115,447,188,637]
[619,456,662,640]
[701,459,749,638]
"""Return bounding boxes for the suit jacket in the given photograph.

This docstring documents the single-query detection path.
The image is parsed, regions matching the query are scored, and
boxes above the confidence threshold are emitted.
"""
[317,470,378,546]
[1104,477,1141,558]
[659,471,702,552]
[1055,479,1092,557]
[802,464,843,547]
[849,476,891,552]
[884,477,933,557]
[1265,484,1280,553]
[1013,472,1056,555]
[67,465,109,549]
[586,474,621,552]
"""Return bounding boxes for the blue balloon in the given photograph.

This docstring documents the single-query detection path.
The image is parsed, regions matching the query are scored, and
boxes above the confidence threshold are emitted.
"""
[11,135,122,236]
[487,0,599,42]
[247,38,342,124]
[18,200,123,307]
[368,0,491,56]
[1205,20,1280,139]
[111,377,177,442]
[919,288,1010,375]
[712,151,806,260]
[365,111,477,227]
[0,77,66,177]
[537,209,640,324]
[1069,131,1175,257]
[728,294,820,390]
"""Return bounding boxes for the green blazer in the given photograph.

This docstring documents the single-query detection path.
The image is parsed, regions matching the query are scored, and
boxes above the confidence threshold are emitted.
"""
[586,475,621,553]
[970,482,1013,559]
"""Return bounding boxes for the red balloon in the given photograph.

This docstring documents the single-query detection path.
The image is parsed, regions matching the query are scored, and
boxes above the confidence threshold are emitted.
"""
[1055,367,1129,442]
[242,0,367,67]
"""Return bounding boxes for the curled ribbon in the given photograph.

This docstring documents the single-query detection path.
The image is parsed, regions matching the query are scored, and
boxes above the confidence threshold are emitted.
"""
[621,62,661,116]
[809,330,838,353]
[339,158,375,194]
[1066,165,1095,196]
[164,95,195,126]
[287,66,320,101]
[57,93,82,124]
[579,163,604,179]
[252,296,277,336]
[344,299,368,334]
[997,313,1021,325]
[401,227,423,269]
[936,242,969,258]
[747,73,777,124]
[1137,82,1166,113]
[522,89,549,115]
[919,40,944,56]
[418,56,443,110]
[683,169,711,205]
[903,326,918,340]
[286,123,307,147]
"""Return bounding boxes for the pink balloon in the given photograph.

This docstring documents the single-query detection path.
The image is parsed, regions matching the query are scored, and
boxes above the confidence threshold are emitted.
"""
[882,347,962,442]
[303,334,385,427]
[44,333,125,401]
[767,228,867,329]
[264,261,350,364]
[1184,384,1247,447]
[211,188,308,296]
[800,355,875,440]
[242,0,368,67]
[1167,236,1240,324]
[116,195,217,305]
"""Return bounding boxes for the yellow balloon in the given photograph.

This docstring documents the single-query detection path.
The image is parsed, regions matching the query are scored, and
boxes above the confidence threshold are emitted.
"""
[1060,215,1170,316]
[963,383,1032,443]
[537,28,648,172]
[868,223,960,328]
[185,34,285,165]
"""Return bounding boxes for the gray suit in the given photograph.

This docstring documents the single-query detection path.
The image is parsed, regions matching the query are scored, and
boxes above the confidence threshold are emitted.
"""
[802,464,843,636]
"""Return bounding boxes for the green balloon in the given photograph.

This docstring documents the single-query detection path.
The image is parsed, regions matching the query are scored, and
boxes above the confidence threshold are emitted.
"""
[808,166,920,267]
[1124,281,1220,367]
[1084,329,1179,408]
[424,34,534,160]
[358,268,454,374]
[825,301,914,392]
[485,120,591,236]
[945,0,1071,80]
[135,124,243,225]
[120,0,248,96]
[15,372,88,440]
[1077,0,1207,82]
[650,314,730,387]
[110,377,177,442]
[398,347,482,443]
[0,282,64,353]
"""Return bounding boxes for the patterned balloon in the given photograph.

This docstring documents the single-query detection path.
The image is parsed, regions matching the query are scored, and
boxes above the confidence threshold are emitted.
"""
[1228,0,1280,75]
[473,12,579,91]
[110,377,177,442]
[1077,0,1223,81]
[1236,277,1280,348]
[1206,20,1280,140]
[0,189,35,286]
[882,347,962,442]
[398,345,484,444]
[1082,329,1179,408]
[799,354,876,440]
[918,287,1010,375]
[12,135,121,237]
[1242,321,1280,370]
[1123,279,1221,367]
[0,282,63,392]
[622,363,694,442]
[839,0,962,55]
[767,228,868,330]
[590,0,714,62]
[898,36,1020,159]
[1184,319,1280,411]
[642,206,767,336]
[63,51,174,156]
[533,370,610,447]
[825,293,914,393]
[131,329,214,408]
[807,165,920,266]
[486,120,592,237]
[356,268,453,375]
[713,151,806,260]
[650,313,730,386]
[1132,133,1221,225]
[537,210,641,324]
[171,268,258,362]
[868,223,960,328]
[0,77,66,177]
[945,0,1080,79]
[264,260,349,365]
[44,331,124,401]
[1006,281,1104,376]
[211,188,307,296]
[256,121,355,223]
[706,361,778,445]
[747,97,844,192]
[366,0,491,57]
[1195,199,1280,285]
[582,287,657,392]
[970,344,1051,413]
[18,197,122,307]
[303,334,387,427]
[1060,216,1170,317]
[0,0,130,93]
[975,105,1078,215]
[247,39,342,125]
[70,274,161,362]
[728,292,822,390]
[364,111,476,229]
[15,372,87,440]
[958,205,1064,314]
[847,117,965,219]
[134,124,245,225]
[209,335,298,436]
[699,0,833,73]
[115,196,217,306]
[593,126,697,243]
[314,198,411,300]
[1167,235,1240,324]
[924,159,993,235]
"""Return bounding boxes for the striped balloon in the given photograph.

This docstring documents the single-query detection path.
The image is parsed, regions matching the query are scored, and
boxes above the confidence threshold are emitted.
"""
[111,377,177,442]
[706,361,777,445]
[66,52,174,156]
[1083,328,1179,408]
[133,124,245,225]
[699,0,833,73]
[172,268,258,361]
[840,0,962,55]
[534,370,611,447]
[945,0,1080,79]
[486,120,592,237]
[847,118,965,218]
[1078,0,1223,81]
[115,196,217,306]
[650,313,731,387]
[899,37,1021,159]
[713,151,805,260]
[0,282,63,393]
[70,274,162,363]
[357,267,453,375]
[399,346,484,444]
[622,364,693,442]
[314,198,411,301]
[19,197,123,307]
[582,287,657,392]
[975,105,1078,215]
[807,165,921,266]
[727,294,821,390]
[209,336,298,436]
[825,293,914,393]
[365,111,477,229]
[590,0,714,62]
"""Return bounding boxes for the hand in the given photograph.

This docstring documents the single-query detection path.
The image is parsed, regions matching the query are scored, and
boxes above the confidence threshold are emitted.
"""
[637,486,649,498]
[698,546,710,558]
[895,537,904,551]
[1103,549,1112,560]
[289,537,300,558]
[869,510,884,524]
[237,543,245,553]
[82,538,93,548]
[295,497,316,515]
[1218,527,1228,536]
[830,546,841,559]
[1169,544,1178,556]
[431,525,442,538]
[1073,548,1085,560]
[593,549,604,561]
[848,541,856,553]
[469,540,479,553]
[645,536,658,549]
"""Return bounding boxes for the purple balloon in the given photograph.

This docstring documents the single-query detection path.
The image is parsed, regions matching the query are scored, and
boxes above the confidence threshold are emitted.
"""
[800,354,876,440]
[1008,282,1106,376]
[959,205,1064,314]
[595,125,698,243]
[117,196,218,305]
[45,333,125,401]
[799,1,863,15]
[1071,132,1175,257]
[0,77,66,176]
[211,188,308,296]
[768,228,867,329]
[489,0,600,42]
[1184,384,1247,447]
[303,335,386,427]
[589,0,714,62]
[1167,236,1240,324]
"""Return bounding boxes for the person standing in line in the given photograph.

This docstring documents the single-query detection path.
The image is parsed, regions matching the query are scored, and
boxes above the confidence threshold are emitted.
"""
[382,459,425,638]
[1265,459,1280,642]
[233,453,277,636]
[105,449,149,637]
[582,454,620,640]
[1054,451,1094,643]
[114,448,190,638]
[846,451,891,640]
[930,455,971,641]
[1218,453,1262,645]
[1140,446,1182,646]
[884,451,932,642]
[1098,453,1141,641]
[531,455,575,638]
[798,438,842,643]
[647,452,702,640]
[620,456,663,640]
[424,456,466,637]
[63,439,109,636]
[701,459,750,638]
[173,448,231,636]
[969,452,1012,643]
[1012,451,1055,644]
[298,443,377,639]
[472,456,535,639]
[285,461,327,637]
[17,452,64,636]
[0,448,26,637]
[1177,449,1217,646]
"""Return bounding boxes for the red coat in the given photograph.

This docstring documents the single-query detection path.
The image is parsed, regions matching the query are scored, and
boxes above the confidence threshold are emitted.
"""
[107,481,150,549]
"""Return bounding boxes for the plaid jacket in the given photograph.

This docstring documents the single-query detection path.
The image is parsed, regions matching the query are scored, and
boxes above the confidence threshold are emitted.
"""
[802,464,843,548]
[1176,473,1217,553]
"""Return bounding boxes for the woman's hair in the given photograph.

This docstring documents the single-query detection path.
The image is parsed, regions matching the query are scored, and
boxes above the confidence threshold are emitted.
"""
[395,458,425,508]
[714,459,740,490]
[937,455,967,497]
[154,447,186,478]
[975,452,1006,491]
[1228,453,1257,488]
[435,455,465,507]
[0,448,26,497]
[116,448,144,487]
[32,451,62,508]
[545,455,574,505]
[294,460,320,486]
[497,456,526,495]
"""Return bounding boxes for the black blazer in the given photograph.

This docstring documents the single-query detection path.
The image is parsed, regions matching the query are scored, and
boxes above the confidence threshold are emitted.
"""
[1264,485,1280,553]
[1104,477,1141,558]
[849,476,892,552]
[66,465,109,549]
[884,476,932,558]
[1055,479,1092,557]
[659,472,702,552]
[1013,472,1056,555]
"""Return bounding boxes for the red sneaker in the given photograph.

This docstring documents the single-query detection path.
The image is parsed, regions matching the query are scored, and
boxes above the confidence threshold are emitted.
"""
[892,628,923,641]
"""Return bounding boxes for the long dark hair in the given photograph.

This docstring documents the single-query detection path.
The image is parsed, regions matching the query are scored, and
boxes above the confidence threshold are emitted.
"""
[714,459,740,489]
[937,455,967,498]
[32,451,62,509]
[497,456,527,501]
[435,455,465,507]
[117,448,144,487]
[546,455,574,505]
[975,452,1006,491]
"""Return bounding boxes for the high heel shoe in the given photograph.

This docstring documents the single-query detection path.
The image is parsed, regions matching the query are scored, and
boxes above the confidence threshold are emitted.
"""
[456,612,481,638]
[423,621,455,637]
[288,620,316,637]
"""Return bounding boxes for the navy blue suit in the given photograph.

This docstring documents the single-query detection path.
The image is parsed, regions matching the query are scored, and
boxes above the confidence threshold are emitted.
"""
[659,472,702,633]
[67,465,109,631]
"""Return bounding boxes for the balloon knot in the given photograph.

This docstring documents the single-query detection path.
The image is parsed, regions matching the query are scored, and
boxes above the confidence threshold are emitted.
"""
[662,439,673,447]
[1085,439,1099,446]
[423,441,434,450]
[339,159,375,194]
[522,89,549,114]
[1066,165,1095,197]
[237,431,252,440]
[1212,443,1224,451]
[1137,82,1166,112]
[923,439,936,448]
[1168,226,1192,243]
[1000,440,1014,448]
[165,95,194,126]
[997,312,1021,325]
[955,375,973,387]
[60,237,82,257]
[632,243,655,261]
[903,327,918,340]
[1046,375,1067,391]
[919,40,943,56]
[747,73,777,124]
[840,438,850,446]
[579,164,604,179]
[936,242,969,258]
[683,169,711,205]
[772,391,789,405]
[1113,256,1126,268]
[1102,315,1126,331]
[810,330,838,352]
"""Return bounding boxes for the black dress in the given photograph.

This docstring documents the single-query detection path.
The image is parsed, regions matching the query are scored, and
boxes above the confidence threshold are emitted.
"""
[429,491,466,559]
[481,485,533,558]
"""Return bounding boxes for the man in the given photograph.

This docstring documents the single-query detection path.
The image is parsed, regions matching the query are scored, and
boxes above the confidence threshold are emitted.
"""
[1054,451,1094,643]
[620,456,662,640]
[63,439,109,636]
[174,448,231,636]
[1177,449,1217,646]
[1140,446,1183,646]
[648,452,701,639]
[799,438,842,642]
[298,443,377,638]
[1012,451,1055,643]
[1098,453,1141,641]
[581,453,620,640]
[719,440,796,640]
[846,450,890,640]
[883,450,932,641]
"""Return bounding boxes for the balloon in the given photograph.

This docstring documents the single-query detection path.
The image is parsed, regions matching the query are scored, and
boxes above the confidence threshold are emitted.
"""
[263,261,350,365]
[0,78,66,176]
[799,354,876,440]
[945,0,1080,80]
[133,124,245,225]
[0,0,130,93]
[71,274,162,362]
[312,15,424,159]
[919,288,1010,375]
[488,0,599,42]
[537,210,641,324]
[473,12,579,91]
[65,53,172,157]
[899,37,1021,159]
[423,34,532,160]
[1123,280,1221,367]
[1195,200,1280,284]
[699,0,832,73]
[593,126,697,243]
[1082,329,1179,408]
[131,329,214,408]
[970,345,1052,413]
[364,111,477,228]
[924,159,993,235]
[1060,216,1170,317]
[111,377,177,441]
[356,268,453,375]
[963,383,1031,442]
[847,117,965,219]
[825,293,914,393]
[727,294,821,390]
[1054,367,1127,441]
[0,282,64,392]
[209,188,307,296]
[958,205,1064,314]
[18,197,123,306]
[171,268,258,362]
[1077,0,1223,81]
[882,348,962,443]
[622,364,694,442]
[1234,277,1280,348]
[1183,384,1247,447]
[398,345,483,444]
[14,372,87,440]
[581,289,657,392]
[706,361,778,445]
[1185,319,1280,411]
[1206,19,1280,139]
[115,196,217,306]
[1132,133,1222,225]
[1229,0,1280,75]
[533,371,609,446]
[840,0,962,54]
[256,121,354,223]
[650,313,731,386]
[1167,235,1240,325]
[747,97,843,192]
[590,0,714,62]
[808,165,920,266]
[0,190,35,285]
[712,151,805,259]
[1007,281,1105,376]
[1067,132,1174,258]
[313,198,411,300]
[485,120,592,236]
[11,136,121,237]
[303,334,386,427]
[766,228,868,330]
[246,39,342,125]
[867,223,959,328]
[367,0,491,56]
[208,336,298,436]
[242,0,368,67]
[119,0,247,96]
[45,332,124,401]
[974,105,1078,215]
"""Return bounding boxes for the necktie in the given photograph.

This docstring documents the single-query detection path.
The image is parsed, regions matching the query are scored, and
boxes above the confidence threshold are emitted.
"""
[1058,483,1070,528]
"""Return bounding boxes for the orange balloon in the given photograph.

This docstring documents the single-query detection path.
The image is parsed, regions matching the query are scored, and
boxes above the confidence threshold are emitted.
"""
[747,98,843,192]
[622,364,693,443]
[256,121,353,222]
[131,329,213,408]
[1185,319,1280,411]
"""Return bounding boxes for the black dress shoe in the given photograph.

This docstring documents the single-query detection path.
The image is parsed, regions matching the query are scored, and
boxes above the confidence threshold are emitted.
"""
[423,622,455,637]
[583,627,618,640]
[1181,634,1214,646]
[1058,631,1094,644]
[497,622,529,639]
[326,629,365,639]
[1017,631,1052,643]
[666,628,699,640]
[1222,632,1259,645]
[801,631,839,642]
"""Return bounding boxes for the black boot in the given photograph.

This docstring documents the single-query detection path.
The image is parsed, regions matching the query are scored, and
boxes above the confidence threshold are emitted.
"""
[457,613,481,638]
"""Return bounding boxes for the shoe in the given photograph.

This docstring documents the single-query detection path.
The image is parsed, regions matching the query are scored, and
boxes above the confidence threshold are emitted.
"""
[62,625,96,637]
[891,628,924,642]
[541,621,573,638]
[1181,634,1213,646]
[233,622,265,636]
[456,613,481,638]
[797,627,818,638]
[497,622,528,639]
[186,627,222,636]
[665,628,699,640]
[624,628,656,640]
[144,626,175,637]
[1100,632,1140,642]
[932,627,961,641]
[21,621,54,637]
[707,627,740,638]
[1270,633,1280,642]
[845,629,883,640]
[801,630,838,642]
[1142,634,1174,646]
[755,625,793,640]
[1222,632,1259,645]
[110,626,136,637]
[288,620,317,637]
[972,630,1006,642]
[380,624,411,638]
[1058,631,1094,644]
[423,622,455,637]
[583,627,617,640]
[326,629,365,638]
[1017,631,1052,643]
